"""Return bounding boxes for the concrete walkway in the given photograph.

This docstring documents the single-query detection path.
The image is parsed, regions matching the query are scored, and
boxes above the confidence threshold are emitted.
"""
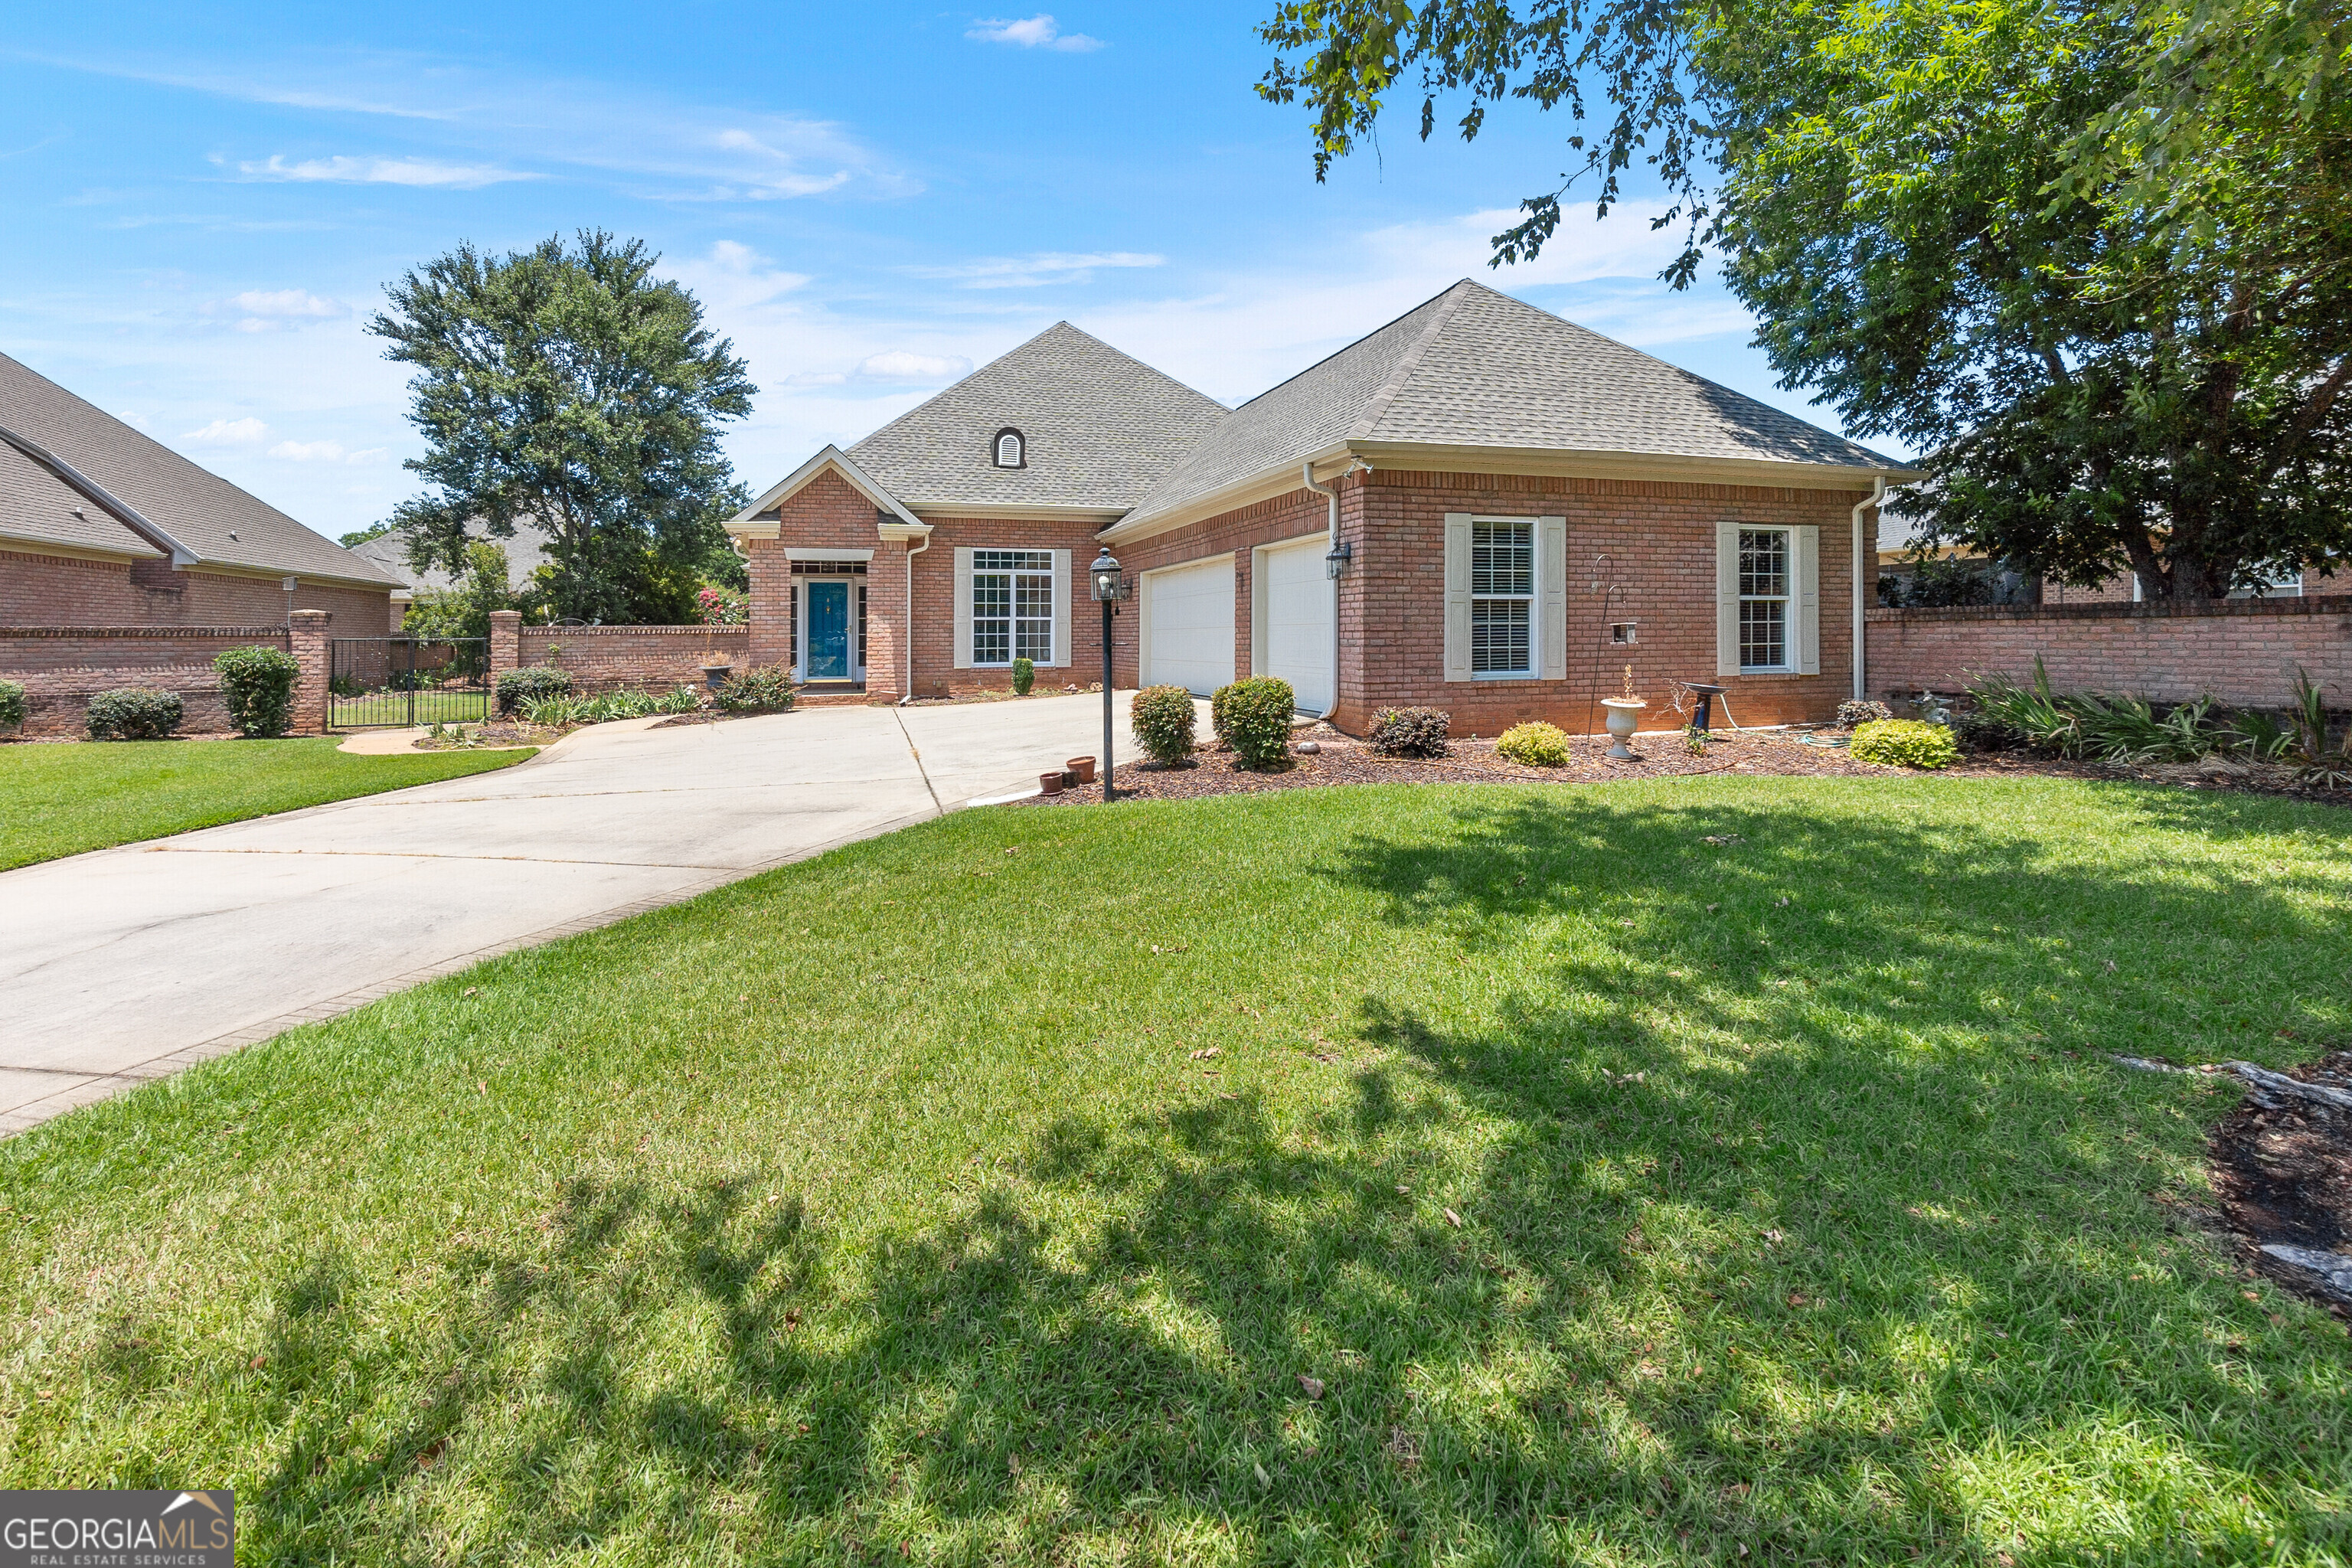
[0,692,1152,1135]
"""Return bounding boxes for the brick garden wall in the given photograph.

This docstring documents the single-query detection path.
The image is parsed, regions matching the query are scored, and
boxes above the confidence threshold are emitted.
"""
[1867,596,2352,709]
[516,625,750,694]
[0,626,292,737]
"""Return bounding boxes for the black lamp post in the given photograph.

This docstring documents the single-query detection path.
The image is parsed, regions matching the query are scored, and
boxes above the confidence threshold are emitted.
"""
[1090,548,1122,798]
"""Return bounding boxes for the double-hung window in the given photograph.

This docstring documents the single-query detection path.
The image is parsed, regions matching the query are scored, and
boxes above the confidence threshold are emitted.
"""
[1470,520,1535,677]
[972,549,1054,665]
[1736,527,1793,671]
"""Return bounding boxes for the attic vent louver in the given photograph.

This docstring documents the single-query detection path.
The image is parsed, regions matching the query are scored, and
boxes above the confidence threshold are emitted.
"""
[992,428,1025,469]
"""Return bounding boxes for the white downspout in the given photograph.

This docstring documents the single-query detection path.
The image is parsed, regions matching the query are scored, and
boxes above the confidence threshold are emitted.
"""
[1851,475,1887,702]
[1301,460,1344,720]
[897,532,930,706]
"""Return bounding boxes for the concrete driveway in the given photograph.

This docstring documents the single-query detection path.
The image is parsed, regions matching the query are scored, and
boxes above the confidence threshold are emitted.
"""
[0,692,1152,1134]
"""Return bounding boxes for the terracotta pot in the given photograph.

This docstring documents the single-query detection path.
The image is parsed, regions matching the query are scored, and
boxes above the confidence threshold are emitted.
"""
[1067,755,1097,783]
[1038,770,1063,795]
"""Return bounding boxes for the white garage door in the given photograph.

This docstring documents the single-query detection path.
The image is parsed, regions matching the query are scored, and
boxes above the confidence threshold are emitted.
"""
[1142,556,1234,697]
[1258,535,1335,714]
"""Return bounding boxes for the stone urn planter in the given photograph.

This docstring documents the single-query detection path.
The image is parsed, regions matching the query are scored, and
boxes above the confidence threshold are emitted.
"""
[1601,697,1646,760]
[698,658,734,694]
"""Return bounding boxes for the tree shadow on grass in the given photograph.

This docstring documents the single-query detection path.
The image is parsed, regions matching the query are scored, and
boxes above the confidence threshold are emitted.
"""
[221,787,2349,1563]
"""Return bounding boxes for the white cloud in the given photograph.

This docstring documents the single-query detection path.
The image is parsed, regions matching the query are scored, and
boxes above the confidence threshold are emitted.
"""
[858,351,972,382]
[236,154,537,188]
[906,251,1163,289]
[268,439,387,465]
[708,131,852,199]
[182,416,270,445]
[229,289,345,318]
[968,14,1104,51]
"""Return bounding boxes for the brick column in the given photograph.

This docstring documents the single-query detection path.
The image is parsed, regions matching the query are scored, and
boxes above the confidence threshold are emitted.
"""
[745,540,793,671]
[488,609,521,683]
[289,609,331,736]
[865,540,910,701]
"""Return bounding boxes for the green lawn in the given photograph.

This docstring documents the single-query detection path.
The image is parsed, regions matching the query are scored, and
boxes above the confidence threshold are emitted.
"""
[2,776,2347,1564]
[0,737,535,871]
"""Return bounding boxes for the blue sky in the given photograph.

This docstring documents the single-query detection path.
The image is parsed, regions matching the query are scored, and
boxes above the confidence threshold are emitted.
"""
[0,3,1862,542]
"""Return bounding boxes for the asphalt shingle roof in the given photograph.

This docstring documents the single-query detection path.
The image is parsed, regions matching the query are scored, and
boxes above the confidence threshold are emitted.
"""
[0,435,162,559]
[1122,280,1904,528]
[847,322,1228,511]
[346,517,555,594]
[0,350,403,586]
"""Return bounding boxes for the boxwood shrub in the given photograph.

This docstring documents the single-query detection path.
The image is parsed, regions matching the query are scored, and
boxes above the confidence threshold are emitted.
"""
[1011,655,1035,697]
[213,644,301,737]
[1851,717,1960,769]
[714,665,795,714]
[1496,720,1572,766]
[1130,684,1197,763]
[1211,676,1295,769]
[1369,706,1450,758]
[496,666,573,716]
[0,678,23,731]
[87,688,183,741]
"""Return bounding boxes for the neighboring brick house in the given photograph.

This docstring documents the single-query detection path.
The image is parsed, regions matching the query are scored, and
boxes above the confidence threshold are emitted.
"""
[730,280,1917,733]
[345,515,557,626]
[0,351,402,630]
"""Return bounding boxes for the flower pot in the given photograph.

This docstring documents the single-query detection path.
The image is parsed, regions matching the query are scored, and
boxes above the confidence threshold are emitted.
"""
[1067,755,1097,784]
[700,662,733,693]
[1038,770,1064,795]
[1601,697,1646,760]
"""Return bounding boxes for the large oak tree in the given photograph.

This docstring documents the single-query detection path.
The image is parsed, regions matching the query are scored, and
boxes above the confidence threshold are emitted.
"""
[370,230,755,625]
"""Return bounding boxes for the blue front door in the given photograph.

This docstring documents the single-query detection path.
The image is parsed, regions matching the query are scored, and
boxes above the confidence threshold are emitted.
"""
[806,580,851,679]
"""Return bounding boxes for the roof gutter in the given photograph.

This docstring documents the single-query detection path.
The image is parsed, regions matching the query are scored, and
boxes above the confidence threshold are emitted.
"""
[0,419,198,567]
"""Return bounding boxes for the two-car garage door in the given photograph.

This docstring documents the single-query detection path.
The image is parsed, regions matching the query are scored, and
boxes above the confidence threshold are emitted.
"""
[1141,538,1334,713]
[1139,556,1233,697]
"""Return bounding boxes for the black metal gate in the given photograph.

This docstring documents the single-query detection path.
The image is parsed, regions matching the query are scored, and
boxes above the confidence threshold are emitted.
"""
[328,637,490,730]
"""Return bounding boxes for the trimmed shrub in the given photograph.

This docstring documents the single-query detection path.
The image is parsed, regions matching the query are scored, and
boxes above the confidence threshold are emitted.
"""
[87,688,183,741]
[496,666,573,716]
[1496,720,1572,766]
[0,679,23,731]
[1836,698,1893,729]
[1212,676,1295,769]
[714,665,795,714]
[1851,718,1959,769]
[1130,684,1197,763]
[214,644,301,737]
[1369,706,1450,758]
[1011,655,1035,697]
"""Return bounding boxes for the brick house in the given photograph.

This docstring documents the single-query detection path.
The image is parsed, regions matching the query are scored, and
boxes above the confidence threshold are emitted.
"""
[731,280,1918,733]
[1,351,402,630]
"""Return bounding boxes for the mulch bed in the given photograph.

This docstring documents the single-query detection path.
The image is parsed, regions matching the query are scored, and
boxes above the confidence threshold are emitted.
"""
[413,722,558,750]
[1021,726,2352,807]
[2209,1052,2352,1320]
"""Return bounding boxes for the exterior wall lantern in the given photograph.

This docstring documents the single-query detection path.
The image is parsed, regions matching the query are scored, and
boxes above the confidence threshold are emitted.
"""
[1324,540,1354,580]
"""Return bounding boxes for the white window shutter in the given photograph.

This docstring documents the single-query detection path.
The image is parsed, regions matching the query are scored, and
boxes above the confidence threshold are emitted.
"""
[1539,515,1567,681]
[1795,524,1821,675]
[1442,514,1473,681]
[952,547,973,670]
[1050,548,1071,667]
[1716,521,1742,677]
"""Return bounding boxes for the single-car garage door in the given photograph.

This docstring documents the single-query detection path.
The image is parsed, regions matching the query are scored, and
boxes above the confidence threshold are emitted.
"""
[1141,555,1234,697]
[1256,534,1335,714]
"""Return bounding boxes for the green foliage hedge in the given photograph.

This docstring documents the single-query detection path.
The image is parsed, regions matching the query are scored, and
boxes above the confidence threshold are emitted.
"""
[1129,685,1197,764]
[1011,655,1035,697]
[714,665,795,714]
[1496,720,1572,766]
[0,679,23,730]
[87,688,183,742]
[213,645,301,738]
[496,666,574,715]
[1851,718,1960,769]
[1369,706,1451,758]
[1211,677,1295,769]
